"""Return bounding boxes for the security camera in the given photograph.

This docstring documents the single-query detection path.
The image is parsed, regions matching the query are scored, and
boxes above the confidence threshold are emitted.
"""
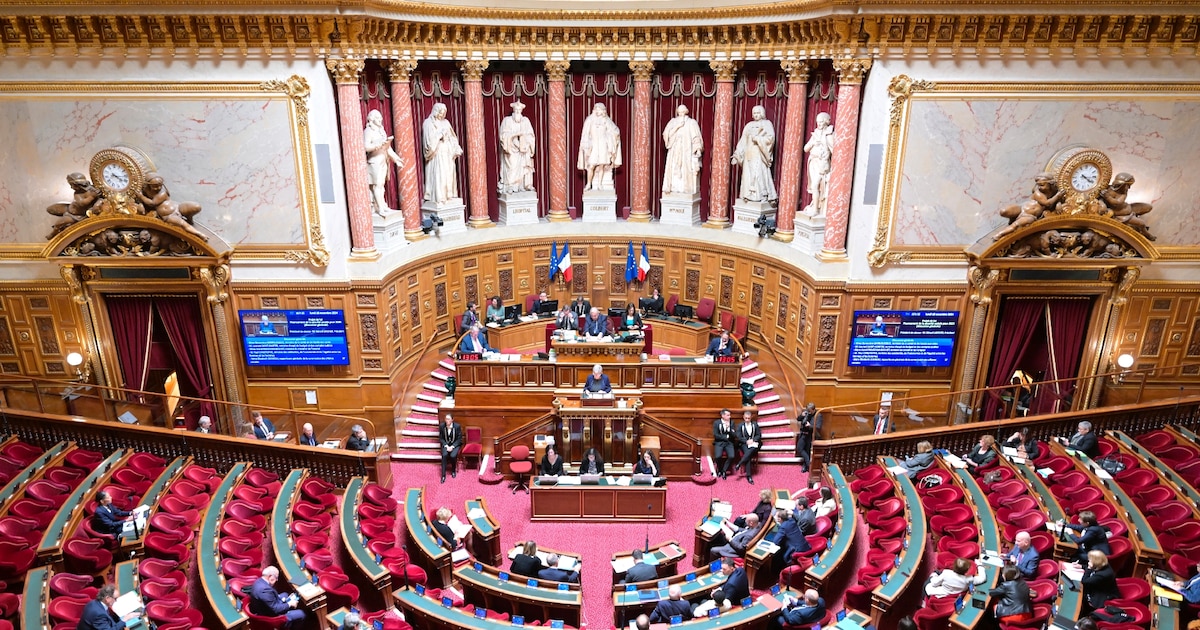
[753,216,776,239]
[421,215,444,235]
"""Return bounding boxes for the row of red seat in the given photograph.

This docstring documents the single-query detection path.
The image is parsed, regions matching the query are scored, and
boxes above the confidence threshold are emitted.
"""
[844,464,910,613]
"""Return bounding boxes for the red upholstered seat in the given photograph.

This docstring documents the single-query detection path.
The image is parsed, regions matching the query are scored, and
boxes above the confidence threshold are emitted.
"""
[220,556,260,579]
[462,426,484,468]
[1136,430,1176,451]
[26,478,71,504]
[112,468,153,495]
[665,294,679,316]
[0,515,43,546]
[138,557,184,582]
[182,464,221,492]
[48,595,90,625]
[63,448,105,471]
[219,537,265,564]
[140,578,190,604]
[318,571,360,610]
[1,441,43,465]
[363,483,396,508]
[10,497,56,528]
[46,466,88,487]
[696,298,716,324]
[49,573,98,599]
[1028,579,1057,604]
[303,550,336,573]
[145,599,204,628]
[62,538,112,575]
[509,445,533,494]
[126,452,168,476]
[143,532,188,564]
[1114,577,1151,603]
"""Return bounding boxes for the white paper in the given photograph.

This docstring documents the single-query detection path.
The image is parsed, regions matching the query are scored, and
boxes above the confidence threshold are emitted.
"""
[643,554,659,566]
[467,508,486,520]
[942,454,967,469]
[605,476,618,485]
[1092,466,1113,480]
[756,541,780,554]
[451,548,470,563]
[711,502,733,518]
[774,499,796,511]
[447,516,472,539]
[1001,447,1019,457]
[304,390,317,405]
[614,476,631,486]
[558,555,580,572]
[557,476,581,486]
[111,592,144,618]
[700,520,722,536]
[1036,467,1054,478]
[887,465,908,475]
[1060,562,1084,581]
[611,557,636,573]
[297,583,321,598]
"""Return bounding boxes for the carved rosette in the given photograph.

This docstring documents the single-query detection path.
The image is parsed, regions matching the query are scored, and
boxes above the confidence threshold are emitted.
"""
[832,58,872,84]
[382,58,418,81]
[325,57,365,84]
[459,60,489,81]
[709,60,740,82]
[780,59,813,83]
[544,60,571,81]
[628,60,655,81]
[887,74,936,128]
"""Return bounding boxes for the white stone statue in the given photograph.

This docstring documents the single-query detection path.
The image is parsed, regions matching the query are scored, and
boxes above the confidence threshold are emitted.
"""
[422,102,463,205]
[803,112,834,216]
[364,109,404,217]
[731,105,777,204]
[497,101,536,194]
[577,103,622,192]
[661,104,704,196]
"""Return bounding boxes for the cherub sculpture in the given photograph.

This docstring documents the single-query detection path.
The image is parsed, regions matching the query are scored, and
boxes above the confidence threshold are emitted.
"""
[136,173,207,241]
[46,173,102,239]
[995,172,1064,240]
[1099,173,1155,241]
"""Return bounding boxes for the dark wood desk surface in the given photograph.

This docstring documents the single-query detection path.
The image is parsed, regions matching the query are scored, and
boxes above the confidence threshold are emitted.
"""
[530,478,667,522]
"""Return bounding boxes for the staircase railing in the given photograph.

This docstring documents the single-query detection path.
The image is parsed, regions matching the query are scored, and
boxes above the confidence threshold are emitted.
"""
[491,412,558,474]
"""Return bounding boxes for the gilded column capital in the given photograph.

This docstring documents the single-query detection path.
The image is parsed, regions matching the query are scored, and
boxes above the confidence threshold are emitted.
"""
[459,60,489,82]
[709,60,740,82]
[629,60,656,81]
[325,58,365,84]
[544,60,571,81]
[780,59,814,83]
[382,58,418,81]
[832,58,873,84]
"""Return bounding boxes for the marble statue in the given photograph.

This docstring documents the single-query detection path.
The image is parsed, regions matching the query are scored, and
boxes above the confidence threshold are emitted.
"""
[661,104,703,195]
[730,106,777,203]
[422,102,463,205]
[1100,173,1155,241]
[46,172,102,239]
[363,109,403,217]
[137,173,207,241]
[802,112,834,215]
[498,101,536,194]
[578,103,622,191]
[995,173,1063,241]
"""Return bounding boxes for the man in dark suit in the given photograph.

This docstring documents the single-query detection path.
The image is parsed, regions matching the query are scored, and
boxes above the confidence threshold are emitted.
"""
[796,402,817,472]
[622,549,658,584]
[346,424,370,451]
[571,296,591,317]
[734,410,761,484]
[649,585,693,623]
[583,364,612,396]
[772,508,810,571]
[78,584,140,630]
[439,414,463,483]
[556,304,579,331]
[583,307,610,337]
[251,410,276,440]
[92,490,131,537]
[531,292,549,316]
[298,422,317,446]
[459,302,480,334]
[1057,420,1099,457]
[712,409,736,479]
[793,496,817,537]
[706,330,734,358]
[710,514,761,559]
[459,325,495,354]
[774,589,825,628]
[718,558,750,603]
[248,567,305,628]
[537,554,580,584]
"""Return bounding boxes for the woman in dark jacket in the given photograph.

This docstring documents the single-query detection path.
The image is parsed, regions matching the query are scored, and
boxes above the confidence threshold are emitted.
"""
[733,488,775,529]
[580,448,605,475]
[633,450,659,476]
[992,565,1032,623]
[1062,510,1111,562]
[510,540,544,578]
[540,445,564,476]
[963,435,997,471]
[1081,550,1120,613]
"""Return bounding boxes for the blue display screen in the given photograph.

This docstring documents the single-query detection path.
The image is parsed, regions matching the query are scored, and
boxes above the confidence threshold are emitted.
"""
[239,309,350,366]
[848,310,959,367]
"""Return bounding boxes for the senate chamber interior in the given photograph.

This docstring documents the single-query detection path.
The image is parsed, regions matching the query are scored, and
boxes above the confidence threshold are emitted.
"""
[1,0,1200,629]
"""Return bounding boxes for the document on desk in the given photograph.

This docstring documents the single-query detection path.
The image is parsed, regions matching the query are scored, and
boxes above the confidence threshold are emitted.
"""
[558,555,580,572]
[774,498,796,511]
[699,518,722,536]
[887,465,909,476]
[755,541,780,555]
[451,548,470,563]
[447,516,473,539]
[611,556,635,573]
[711,501,733,519]
[467,507,487,521]
[111,592,144,618]
[1060,562,1084,581]
[1092,465,1113,480]
[613,476,631,486]
[979,550,1005,567]
[557,476,581,486]
[942,453,967,469]
[1036,467,1054,478]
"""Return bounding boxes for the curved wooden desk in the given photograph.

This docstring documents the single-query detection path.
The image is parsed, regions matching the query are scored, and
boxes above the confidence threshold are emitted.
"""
[465,496,503,567]
[341,476,393,606]
[455,561,582,625]
[38,448,126,569]
[805,465,857,591]
[611,540,685,583]
[530,476,666,522]
[404,487,453,588]
[949,464,1000,629]
[198,462,249,629]
[612,562,725,627]
[272,469,327,619]
[870,457,926,625]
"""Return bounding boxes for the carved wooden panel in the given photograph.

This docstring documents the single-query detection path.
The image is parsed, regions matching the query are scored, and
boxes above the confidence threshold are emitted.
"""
[751,283,763,315]
[463,258,478,270]
[719,275,733,309]
[359,313,379,351]
[30,298,49,309]
[261,296,280,308]
[432,265,445,278]
[1153,298,1172,311]
[685,269,699,302]
[499,269,514,302]
[408,293,419,328]
[777,293,789,330]
[571,264,587,293]
[1188,318,1200,357]
[720,258,735,270]
[464,275,478,305]
[0,318,13,356]
[648,266,663,292]
[609,263,627,294]
[798,304,808,339]
[389,304,398,340]
[357,293,375,306]
[779,274,790,288]
[821,295,839,307]
[818,315,837,352]
[873,298,892,309]
[307,296,325,308]
[535,265,550,293]
[35,316,60,355]
[1141,318,1166,356]
[435,283,447,317]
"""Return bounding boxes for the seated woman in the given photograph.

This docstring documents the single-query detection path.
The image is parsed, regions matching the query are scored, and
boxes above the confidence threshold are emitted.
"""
[510,541,544,578]
[540,445,564,476]
[1003,430,1041,460]
[485,296,505,323]
[431,507,464,550]
[1080,550,1119,614]
[645,287,664,314]
[734,488,775,529]
[814,487,837,519]
[1061,510,1111,562]
[900,440,936,479]
[621,303,643,331]
[992,565,1032,624]
[580,448,605,475]
[925,557,986,599]
[634,450,659,476]
[963,435,997,472]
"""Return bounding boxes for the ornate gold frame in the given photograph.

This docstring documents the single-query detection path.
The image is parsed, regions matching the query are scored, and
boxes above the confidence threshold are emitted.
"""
[869,77,1200,268]
[0,76,328,266]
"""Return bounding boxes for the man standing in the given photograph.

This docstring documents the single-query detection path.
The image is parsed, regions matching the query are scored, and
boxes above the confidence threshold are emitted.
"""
[662,104,703,196]
[710,513,760,559]
[78,584,141,630]
[584,364,612,396]
[796,402,817,473]
[439,414,463,483]
[460,302,480,334]
[735,410,761,484]
[248,567,306,629]
[363,109,403,217]
[713,409,736,479]
[578,103,622,191]
[498,101,536,194]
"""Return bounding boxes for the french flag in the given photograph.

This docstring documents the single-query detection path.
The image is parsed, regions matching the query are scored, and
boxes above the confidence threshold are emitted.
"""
[638,242,651,282]
[558,242,573,282]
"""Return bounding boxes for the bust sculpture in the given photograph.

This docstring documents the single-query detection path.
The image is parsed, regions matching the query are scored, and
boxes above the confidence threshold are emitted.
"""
[578,103,622,192]
[661,104,703,196]
[498,101,536,194]
[802,112,834,215]
[363,109,403,216]
[731,106,777,204]
[422,103,463,205]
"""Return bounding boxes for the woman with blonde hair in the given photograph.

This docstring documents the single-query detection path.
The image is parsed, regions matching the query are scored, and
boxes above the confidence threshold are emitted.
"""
[511,540,543,578]
[901,440,936,479]
[964,434,997,471]
[1081,550,1119,613]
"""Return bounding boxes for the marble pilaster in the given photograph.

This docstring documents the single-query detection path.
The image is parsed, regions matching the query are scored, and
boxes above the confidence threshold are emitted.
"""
[705,61,738,229]
[383,59,425,242]
[460,60,493,228]
[820,58,871,259]
[326,58,376,257]
[628,60,655,222]
[545,61,571,222]
[773,60,812,244]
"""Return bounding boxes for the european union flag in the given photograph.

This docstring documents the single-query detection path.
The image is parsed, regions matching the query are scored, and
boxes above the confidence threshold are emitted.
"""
[625,241,637,282]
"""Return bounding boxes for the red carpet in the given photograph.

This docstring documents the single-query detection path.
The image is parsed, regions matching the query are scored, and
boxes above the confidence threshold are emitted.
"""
[390,462,806,629]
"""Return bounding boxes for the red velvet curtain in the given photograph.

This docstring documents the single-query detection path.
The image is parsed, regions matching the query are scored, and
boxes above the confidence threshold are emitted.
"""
[567,63,634,216]
[105,297,153,392]
[983,298,1045,420]
[358,60,400,212]
[729,62,788,220]
[155,296,216,429]
[1036,298,1094,415]
[650,64,716,220]
[482,66,549,220]
[798,61,839,214]
[411,62,469,222]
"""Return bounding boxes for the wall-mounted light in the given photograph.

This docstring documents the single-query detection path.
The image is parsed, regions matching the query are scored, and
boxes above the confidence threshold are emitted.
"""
[1112,353,1135,384]
[65,351,91,383]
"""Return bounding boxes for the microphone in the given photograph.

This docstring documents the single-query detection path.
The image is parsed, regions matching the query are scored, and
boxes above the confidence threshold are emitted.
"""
[645,505,652,553]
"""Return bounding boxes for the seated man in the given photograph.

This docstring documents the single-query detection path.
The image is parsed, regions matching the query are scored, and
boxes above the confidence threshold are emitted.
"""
[691,587,731,618]
[622,549,658,584]
[92,490,131,538]
[248,566,306,629]
[773,589,825,629]
[298,423,317,446]
[531,292,549,315]
[1056,420,1099,458]
[79,584,141,630]
[649,585,692,623]
[706,330,735,358]
[196,415,213,434]
[251,410,276,440]
[1006,531,1040,579]
[710,513,760,560]
[717,558,750,603]
[583,307,611,337]
[459,325,495,354]
[537,553,580,584]
[555,304,579,331]
[346,424,370,451]
[583,364,612,396]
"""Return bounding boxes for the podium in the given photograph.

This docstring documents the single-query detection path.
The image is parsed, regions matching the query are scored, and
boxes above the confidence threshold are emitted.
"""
[550,340,644,363]
[553,397,641,467]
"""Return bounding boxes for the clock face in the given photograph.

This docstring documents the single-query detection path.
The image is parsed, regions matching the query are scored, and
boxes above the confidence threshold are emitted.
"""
[1071,163,1101,192]
[101,162,131,191]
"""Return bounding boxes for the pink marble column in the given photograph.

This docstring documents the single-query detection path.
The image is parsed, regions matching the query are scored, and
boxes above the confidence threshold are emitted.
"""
[383,59,424,241]
[628,60,655,222]
[773,60,813,243]
[545,61,571,222]
[821,58,872,259]
[460,60,493,228]
[704,61,738,229]
[326,58,375,256]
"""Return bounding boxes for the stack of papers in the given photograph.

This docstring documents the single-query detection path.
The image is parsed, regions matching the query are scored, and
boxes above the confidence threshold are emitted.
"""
[447,516,473,539]
[466,507,487,520]
[711,501,733,519]
[699,518,723,536]
[111,592,143,618]
[611,556,635,573]
[887,465,909,475]
[774,498,796,511]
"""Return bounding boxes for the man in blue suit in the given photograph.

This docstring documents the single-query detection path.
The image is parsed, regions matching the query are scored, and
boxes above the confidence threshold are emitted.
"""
[248,566,306,628]
[78,585,141,630]
[771,508,810,572]
[718,558,750,603]
[459,325,494,354]
[251,410,276,440]
[649,585,693,623]
[1006,531,1040,579]
[537,554,580,584]
[583,364,612,396]
[706,330,734,358]
[774,589,826,628]
[583,307,610,337]
[91,491,131,537]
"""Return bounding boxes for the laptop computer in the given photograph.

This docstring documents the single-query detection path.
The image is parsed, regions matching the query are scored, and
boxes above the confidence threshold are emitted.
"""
[580,474,602,484]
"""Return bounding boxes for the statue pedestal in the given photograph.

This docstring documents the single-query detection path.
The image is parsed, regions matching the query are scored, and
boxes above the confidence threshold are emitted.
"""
[581,190,618,223]
[731,199,777,236]
[790,212,827,256]
[498,191,539,226]
[659,193,702,226]
[372,210,409,252]
[422,198,467,235]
